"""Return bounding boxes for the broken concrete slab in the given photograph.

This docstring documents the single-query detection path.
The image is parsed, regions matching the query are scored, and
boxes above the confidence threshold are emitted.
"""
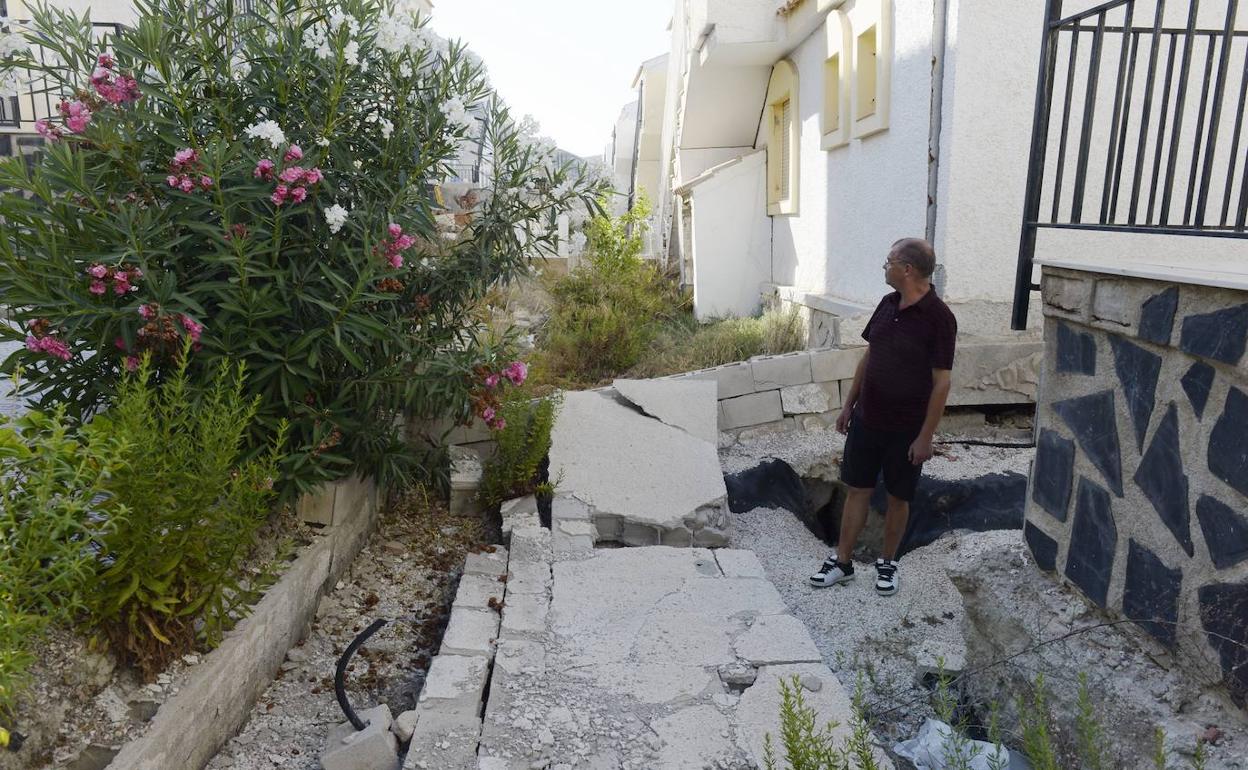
[463,548,508,579]
[651,705,738,767]
[400,712,481,770]
[612,378,719,444]
[322,705,399,770]
[499,497,540,542]
[439,608,499,657]
[733,614,823,666]
[505,561,551,596]
[549,390,729,544]
[508,527,551,565]
[780,382,840,414]
[500,592,549,640]
[714,549,767,578]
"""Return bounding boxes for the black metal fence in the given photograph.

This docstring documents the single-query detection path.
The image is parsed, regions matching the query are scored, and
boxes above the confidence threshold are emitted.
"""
[1012,0,1248,329]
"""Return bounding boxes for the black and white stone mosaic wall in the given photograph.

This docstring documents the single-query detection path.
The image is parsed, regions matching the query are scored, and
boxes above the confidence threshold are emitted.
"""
[1031,267,1248,708]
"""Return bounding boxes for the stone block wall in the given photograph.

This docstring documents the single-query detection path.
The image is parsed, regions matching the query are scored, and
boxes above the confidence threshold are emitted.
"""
[1027,266,1248,707]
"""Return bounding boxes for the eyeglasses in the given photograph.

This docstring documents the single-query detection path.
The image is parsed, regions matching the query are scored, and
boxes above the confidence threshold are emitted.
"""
[883,259,908,269]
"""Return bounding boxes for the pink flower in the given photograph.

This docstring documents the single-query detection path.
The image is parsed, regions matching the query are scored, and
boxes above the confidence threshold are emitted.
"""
[35,120,61,142]
[199,175,213,189]
[484,373,500,388]
[395,234,417,251]
[25,335,71,361]
[113,336,127,350]
[130,267,143,279]
[89,280,106,295]
[503,360,528,385]
[482,407,496,422]
[60,100,91,133]
[388,223,403,238]
[388,253,403,269]
[491,418,506,431]
[124,355,140,372]
[97,53,115,69]
[138,304,156,319]
[271,185,288,206]
[112,281,129,295]
[166,174,179,187]
[303,167,322,185]
[172,147,197,168]
[113,270,128,283]
[178,176,195,193]
[180,314,204,342]
[24,336,39,353]
[87,264,108,279]
[91,66,111,85]
[284,144,303,162]
[65,111,91,133]
[290,186,307,203]
[278,166,305,184]
[253,158,276,179]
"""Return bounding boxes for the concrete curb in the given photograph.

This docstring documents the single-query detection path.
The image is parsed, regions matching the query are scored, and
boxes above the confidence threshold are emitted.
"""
[105,477,381,770]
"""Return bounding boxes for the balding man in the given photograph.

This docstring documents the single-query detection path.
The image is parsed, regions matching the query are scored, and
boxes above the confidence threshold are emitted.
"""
[809,238,957,596]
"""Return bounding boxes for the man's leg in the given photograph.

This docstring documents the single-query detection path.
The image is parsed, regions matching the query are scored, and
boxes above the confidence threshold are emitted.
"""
[881,494,910,561]
[836,486,875,563]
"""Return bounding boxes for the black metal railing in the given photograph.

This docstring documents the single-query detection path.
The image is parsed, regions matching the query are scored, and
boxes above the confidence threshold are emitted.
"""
[1012,0,1248,329]
[0,21,124,132]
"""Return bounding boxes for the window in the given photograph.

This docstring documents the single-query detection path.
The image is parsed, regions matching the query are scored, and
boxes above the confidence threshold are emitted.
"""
[765,59,799,216]
[822,10,851,150]
[849,0,891,139]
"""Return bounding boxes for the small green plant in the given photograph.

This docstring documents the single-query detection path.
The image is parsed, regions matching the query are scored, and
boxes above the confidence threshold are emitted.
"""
[1018,674,1061,770]
[477,390,560,508]
[624,305,807,379]
[985,702,1009,770]
[931,661,981,770]
[1075,672,1110,770]
[762,675,882,770]
[1153,726,1168,770]
[87,350,285,677]
[0,405,127,713]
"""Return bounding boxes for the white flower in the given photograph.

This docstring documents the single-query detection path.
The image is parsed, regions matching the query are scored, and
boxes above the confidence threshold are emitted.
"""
[244,120,286,149]
[0,30,28,59]
[343,41,360,66]
[378,117,393,139]
[324,203,349,234]
[0,69,25,99]
[316,136,330,147]
[398,61,412,78]
[569,232,587,256]
[440,96,475,134]
[353,159,363,170]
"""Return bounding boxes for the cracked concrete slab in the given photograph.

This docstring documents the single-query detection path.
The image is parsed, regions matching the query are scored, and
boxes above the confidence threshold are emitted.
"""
[612,378,719,444]
[548,390,730,543]
[475,545,891,769]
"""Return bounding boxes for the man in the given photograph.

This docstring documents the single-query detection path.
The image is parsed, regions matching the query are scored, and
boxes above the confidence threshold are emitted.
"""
[808,238,956,596]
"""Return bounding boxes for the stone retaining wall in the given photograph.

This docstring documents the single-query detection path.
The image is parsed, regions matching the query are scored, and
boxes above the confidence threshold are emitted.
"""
[1026,266,1248,708]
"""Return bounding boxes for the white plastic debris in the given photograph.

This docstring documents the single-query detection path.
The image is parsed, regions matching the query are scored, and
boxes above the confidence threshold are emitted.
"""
[893,719,1029,770]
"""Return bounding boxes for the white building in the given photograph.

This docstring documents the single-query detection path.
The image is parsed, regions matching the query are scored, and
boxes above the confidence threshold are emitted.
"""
[622,0,1247,340]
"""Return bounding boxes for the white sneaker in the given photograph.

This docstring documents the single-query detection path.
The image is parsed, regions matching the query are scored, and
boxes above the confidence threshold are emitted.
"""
[875,559,899,596]
[809,555,855,587]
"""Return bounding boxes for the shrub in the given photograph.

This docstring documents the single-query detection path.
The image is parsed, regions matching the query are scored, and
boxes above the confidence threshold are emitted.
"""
[531,195,686,388]
[477,389,559,509]
[0,407,125,712]
[762,675,882,770]
[0,0,607,496]
[624,305,807,379]
[85,350,285,677]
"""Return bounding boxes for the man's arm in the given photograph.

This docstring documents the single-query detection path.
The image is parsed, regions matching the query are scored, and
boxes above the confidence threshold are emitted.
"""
[835,349,869,434]
[908,368,952,464]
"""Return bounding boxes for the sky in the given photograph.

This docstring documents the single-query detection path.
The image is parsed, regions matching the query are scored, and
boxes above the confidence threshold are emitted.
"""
[431,0,674,159]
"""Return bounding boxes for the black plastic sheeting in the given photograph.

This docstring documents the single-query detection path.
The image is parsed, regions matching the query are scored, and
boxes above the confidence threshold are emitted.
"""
[724,459,1027,558]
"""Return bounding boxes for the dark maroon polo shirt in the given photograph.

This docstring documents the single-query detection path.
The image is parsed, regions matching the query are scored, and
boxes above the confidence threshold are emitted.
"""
[856,289,957,434]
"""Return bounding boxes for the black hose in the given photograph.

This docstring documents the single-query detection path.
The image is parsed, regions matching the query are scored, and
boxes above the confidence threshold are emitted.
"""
[335,618,390,731]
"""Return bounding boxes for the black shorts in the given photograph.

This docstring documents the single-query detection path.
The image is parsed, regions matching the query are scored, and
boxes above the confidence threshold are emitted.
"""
[840,410,924,502]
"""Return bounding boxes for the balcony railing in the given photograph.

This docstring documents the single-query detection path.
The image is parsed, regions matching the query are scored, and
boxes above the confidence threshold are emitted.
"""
[1012,0,1248,329]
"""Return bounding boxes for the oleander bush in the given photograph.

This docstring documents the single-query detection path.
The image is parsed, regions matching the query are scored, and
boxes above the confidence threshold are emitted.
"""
[0,0,607,497]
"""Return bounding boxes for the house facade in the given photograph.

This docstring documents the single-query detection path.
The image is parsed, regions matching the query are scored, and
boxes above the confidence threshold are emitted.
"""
[620,0,1245,342]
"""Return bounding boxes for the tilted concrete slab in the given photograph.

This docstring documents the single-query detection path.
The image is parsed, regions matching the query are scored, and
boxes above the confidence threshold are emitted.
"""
[548,390,730,545]
[475,546,891,769]
[612,378,719,444]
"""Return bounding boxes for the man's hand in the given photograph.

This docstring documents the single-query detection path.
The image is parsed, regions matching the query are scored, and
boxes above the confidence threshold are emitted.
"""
[908,435,934,465]
[835,405,853,434]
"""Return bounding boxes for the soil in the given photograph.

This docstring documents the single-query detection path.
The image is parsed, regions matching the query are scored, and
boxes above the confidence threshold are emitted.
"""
[204,488,489,770]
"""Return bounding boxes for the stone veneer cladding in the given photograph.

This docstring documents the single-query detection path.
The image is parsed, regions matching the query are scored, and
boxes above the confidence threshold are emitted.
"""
[1029,267,1248,709]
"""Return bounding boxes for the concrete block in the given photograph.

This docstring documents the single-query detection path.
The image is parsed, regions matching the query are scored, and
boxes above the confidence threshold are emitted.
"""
[734,417,796,442]
[394,710,418,742]
[810,347,864,382]
[451,575,504,612]
[506,562,551,595]
[692,527,731,548]
[620,521,661,546]
[950,340,1044,406]
[509,526,551,564]
[418,655,490,716]
[683,361,755,399]
[551,496,591,523]
[500,497,539,543]
[296,483,336,526]
[593,514,623,541]
[402,712,481,770]
[1042,272,1092,315]
[322,705,399,770]
[463,548,507,579]
[500,593,549,639]
[734,614,823,665]
[715,549,767,578]
[660,528,693,546]
[552,529,595,556]
[440,608,499,657]
[1090,278,1135,327]
[719,391,783,430]
[750,351,813,389]
[780,382,840,414]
